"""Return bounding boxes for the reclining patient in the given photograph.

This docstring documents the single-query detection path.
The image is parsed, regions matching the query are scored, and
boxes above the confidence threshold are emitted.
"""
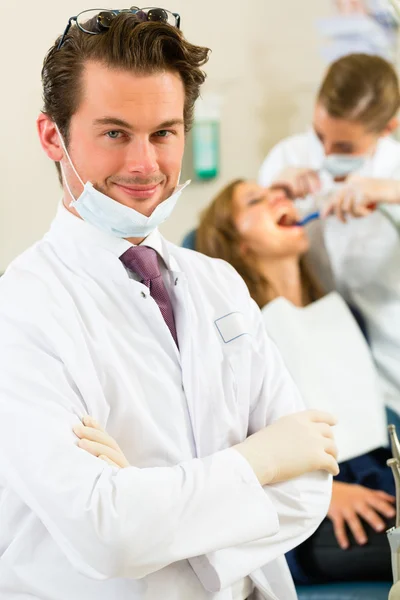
[195,179,395,584]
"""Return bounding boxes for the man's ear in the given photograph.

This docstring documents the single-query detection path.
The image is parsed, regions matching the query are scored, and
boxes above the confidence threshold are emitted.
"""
[37,113,64,162]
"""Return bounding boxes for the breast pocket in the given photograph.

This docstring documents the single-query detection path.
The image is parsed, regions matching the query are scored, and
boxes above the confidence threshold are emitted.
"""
[215,312,252,411]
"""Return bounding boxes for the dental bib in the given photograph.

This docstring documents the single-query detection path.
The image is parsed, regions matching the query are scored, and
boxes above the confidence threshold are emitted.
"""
[262,292,387,462]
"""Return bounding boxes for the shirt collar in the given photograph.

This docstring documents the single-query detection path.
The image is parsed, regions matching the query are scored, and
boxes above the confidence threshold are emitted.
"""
[50,202,171,269]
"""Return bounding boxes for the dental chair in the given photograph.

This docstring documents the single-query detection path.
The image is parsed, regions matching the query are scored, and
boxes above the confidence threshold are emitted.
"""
[181,228,392,600]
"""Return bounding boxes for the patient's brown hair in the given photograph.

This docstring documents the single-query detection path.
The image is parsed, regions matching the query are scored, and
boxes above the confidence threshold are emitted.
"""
[197,180,322,309]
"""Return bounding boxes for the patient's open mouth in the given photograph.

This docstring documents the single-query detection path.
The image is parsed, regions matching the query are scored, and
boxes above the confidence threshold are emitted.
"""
[277,213,298,227]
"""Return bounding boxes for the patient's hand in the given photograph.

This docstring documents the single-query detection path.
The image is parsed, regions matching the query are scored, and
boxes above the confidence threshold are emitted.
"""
[328,481,395,549]
[73,416,130,468]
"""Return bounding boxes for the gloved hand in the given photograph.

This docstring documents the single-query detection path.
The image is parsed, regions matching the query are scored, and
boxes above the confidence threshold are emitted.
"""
[322,175,400,222]
[73,415,130,468]
[271,167,321,199]
[390,581,400,600]
[234,409,339,486]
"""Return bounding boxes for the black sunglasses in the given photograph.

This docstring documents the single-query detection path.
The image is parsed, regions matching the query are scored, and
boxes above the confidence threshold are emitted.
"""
[57,6,181,50]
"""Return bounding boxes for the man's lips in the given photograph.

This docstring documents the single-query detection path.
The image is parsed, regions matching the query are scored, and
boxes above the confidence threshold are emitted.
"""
[113,182,161,199]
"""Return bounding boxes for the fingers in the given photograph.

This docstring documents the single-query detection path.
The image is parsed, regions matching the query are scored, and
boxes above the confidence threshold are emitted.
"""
[322,453,340,476]
[296,171,321,197]
[270,183,294,200]
[331,515,349,550]
[99,454,121,468]
[273,168,321,199]
[357,505,386,533]
[321,199,334,219]
[317,422,334,439]
[320,189,347,222]
[340,189,355,221]
[307,172,322,194]
[77,438,128,468]
[308,410,338,427]
[335,189,349,223]
[323,439,338,461]
[321,183,376,221]
[374,490,396,503]
[82,415,103,430]
[368,495,396,519]
[343,510,368,546]
[73,423,121,453]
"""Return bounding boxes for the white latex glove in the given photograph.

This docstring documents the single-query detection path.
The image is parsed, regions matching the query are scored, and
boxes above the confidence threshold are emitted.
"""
[271,167,322,199]
[322,175,400,222]
[234,409,339,486]
[390,581,400,600]
[73,416,130,468]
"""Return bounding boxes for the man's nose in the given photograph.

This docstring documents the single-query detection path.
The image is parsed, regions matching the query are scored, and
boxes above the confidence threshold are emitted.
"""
[125,138,159,176]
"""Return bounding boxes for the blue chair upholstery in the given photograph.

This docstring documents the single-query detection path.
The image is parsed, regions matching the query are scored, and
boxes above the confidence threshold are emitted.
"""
[181,229,197,250]
[181,229,393,600]
[296,581,391,600]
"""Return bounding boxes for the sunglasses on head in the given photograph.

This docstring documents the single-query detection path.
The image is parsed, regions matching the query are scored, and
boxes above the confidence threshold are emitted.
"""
[57,6,181,50]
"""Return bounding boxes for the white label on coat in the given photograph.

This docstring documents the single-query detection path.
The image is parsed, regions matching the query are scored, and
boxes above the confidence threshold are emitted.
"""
[215,312,249,343]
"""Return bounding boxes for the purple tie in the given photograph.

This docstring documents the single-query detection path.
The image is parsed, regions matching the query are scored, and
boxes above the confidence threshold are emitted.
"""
[120,246,178,346]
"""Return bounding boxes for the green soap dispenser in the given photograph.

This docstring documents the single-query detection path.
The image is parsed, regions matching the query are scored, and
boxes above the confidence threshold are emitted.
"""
[192,93,221,181]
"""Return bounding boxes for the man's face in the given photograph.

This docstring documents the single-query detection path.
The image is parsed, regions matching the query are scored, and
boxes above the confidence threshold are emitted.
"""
[61,62,186,217]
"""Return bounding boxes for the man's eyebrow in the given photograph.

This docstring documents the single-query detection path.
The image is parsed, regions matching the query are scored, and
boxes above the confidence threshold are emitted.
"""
[93,117,133,129]
[93,117,185,129]
[157,119,185,128]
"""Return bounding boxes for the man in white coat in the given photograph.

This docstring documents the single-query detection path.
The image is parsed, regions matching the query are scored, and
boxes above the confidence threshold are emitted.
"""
[0,8,338,600]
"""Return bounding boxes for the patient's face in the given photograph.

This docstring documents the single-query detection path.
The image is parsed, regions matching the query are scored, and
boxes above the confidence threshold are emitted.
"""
[232,182,309,259]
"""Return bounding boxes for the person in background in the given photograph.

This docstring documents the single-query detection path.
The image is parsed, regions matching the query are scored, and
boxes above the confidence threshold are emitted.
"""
[259,53,400,424]
[191,179,395,584]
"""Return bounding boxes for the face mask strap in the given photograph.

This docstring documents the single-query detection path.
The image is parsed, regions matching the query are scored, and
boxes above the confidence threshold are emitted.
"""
[54,123,85,205]
[59,162,78,206]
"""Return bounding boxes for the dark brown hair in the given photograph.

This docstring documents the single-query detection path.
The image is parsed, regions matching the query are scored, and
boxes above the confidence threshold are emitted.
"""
[317,53,400,132]
[196,180,322,309]
[41,13,210,179]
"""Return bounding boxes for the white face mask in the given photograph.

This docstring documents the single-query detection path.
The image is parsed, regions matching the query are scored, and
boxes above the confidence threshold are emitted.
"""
[56,125,190,238]
[321,154,368,179]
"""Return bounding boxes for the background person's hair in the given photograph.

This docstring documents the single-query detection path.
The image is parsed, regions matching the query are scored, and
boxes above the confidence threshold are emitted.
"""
[41,12,210,181]
[196,180,322,309]
[317,53,400,133]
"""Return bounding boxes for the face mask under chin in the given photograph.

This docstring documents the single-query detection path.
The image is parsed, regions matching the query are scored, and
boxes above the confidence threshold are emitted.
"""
[55,124,189,238]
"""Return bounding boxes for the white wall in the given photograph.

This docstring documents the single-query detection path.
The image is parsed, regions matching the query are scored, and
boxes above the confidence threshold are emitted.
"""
[0,0,333,271]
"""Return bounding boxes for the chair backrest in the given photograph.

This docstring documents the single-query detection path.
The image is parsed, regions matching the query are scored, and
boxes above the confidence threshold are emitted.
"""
[181,229,197,250]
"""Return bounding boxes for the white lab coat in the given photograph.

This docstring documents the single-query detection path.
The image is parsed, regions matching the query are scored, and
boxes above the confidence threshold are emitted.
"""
[0,206,331,600]
[259,130,400,414]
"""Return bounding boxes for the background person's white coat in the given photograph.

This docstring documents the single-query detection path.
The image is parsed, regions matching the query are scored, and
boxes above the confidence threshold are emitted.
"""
[259,131,400,416]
